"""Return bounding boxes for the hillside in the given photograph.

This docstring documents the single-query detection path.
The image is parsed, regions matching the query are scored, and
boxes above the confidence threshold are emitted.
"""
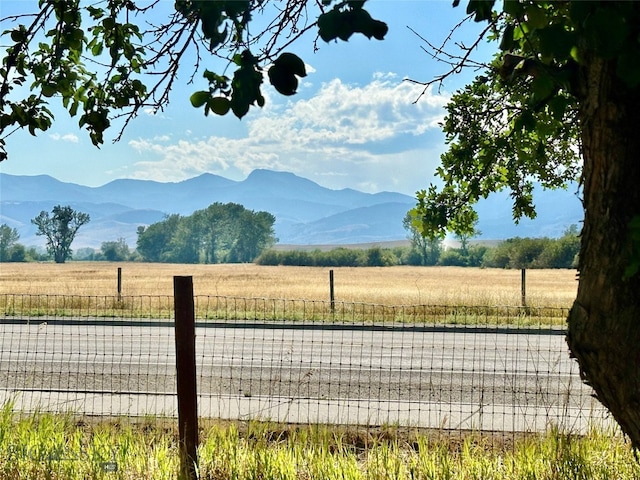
[0,170,583,249]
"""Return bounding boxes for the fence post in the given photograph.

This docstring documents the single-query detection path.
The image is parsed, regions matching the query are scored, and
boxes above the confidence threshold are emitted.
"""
[117,267,122,301]
[173,276,198,480]
[521,268,526,307]
[329,269,335,313]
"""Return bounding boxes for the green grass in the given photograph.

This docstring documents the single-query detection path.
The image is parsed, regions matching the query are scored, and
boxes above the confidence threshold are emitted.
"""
[0,293,569,327]
[0,402,637,480]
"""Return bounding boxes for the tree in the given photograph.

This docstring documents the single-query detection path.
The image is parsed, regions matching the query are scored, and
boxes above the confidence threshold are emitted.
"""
[100,238,130,261]
[454,219,481,257]
[536,225,580,269]
[136,214,183,262]
[402,211,442,266]
[135,204,276,263]
[0,224,20,262]
[408,1,640,446]
[229,210,277,263]
[483,237,550,269]
[31,205,90,263]
[0,0,387,160]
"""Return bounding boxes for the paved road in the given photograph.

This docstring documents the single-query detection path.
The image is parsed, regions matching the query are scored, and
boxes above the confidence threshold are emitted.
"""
[0,318,611,432]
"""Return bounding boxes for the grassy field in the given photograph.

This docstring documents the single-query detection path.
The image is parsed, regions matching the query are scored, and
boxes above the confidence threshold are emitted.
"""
[2,265,624,478]
[0,262,578,308]
[0,403,635,480]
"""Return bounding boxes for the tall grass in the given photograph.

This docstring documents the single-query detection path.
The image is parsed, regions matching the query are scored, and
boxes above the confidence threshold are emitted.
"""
[0,263,578,308]
[1,403,637,480]
[0,263,575,325]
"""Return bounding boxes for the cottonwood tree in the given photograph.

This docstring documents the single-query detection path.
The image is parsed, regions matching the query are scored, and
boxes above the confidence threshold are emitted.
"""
[409,1,640,446]
[6,0,640,446]
[0,223,21,261]
[136,203,276,263]
[32,205,90,263]
[402,212,442,266]
[136,214,183,263]
[100,237,130,261]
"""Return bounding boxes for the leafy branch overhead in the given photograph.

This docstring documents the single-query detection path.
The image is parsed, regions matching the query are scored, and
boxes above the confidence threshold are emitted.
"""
[0,0,387,161]
[409,0,640,239]
[406,0,640,450]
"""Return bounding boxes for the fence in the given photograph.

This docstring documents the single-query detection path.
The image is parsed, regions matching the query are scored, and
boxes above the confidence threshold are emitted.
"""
[0,291,612,440]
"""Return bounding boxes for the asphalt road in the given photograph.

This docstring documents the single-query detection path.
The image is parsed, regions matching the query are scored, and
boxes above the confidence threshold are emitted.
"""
[0,319,612,432]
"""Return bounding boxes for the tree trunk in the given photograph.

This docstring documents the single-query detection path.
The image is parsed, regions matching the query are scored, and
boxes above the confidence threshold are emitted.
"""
[567,57,640,446]
[54,250,66,264]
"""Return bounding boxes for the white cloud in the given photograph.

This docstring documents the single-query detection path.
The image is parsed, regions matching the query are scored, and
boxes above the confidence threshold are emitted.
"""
[125,74,450,193]
[49,133,79,143]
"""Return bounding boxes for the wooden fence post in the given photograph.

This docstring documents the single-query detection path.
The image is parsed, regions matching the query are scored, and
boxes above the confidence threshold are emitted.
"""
[173,276,198,480]
[117,267,122,301]
[521,268,527,307]
[329,269,335,313]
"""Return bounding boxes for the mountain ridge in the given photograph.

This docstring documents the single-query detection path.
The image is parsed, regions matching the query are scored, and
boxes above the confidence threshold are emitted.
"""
[0,170,583,249]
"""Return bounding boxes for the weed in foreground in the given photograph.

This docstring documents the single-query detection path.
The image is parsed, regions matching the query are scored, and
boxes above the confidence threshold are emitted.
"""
[1,407,639,479]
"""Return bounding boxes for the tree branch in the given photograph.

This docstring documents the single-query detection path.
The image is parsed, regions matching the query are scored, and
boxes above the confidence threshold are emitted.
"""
[405,14,496,99]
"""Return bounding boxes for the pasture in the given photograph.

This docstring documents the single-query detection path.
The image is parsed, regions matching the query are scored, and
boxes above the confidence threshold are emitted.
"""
[0,263,578,308]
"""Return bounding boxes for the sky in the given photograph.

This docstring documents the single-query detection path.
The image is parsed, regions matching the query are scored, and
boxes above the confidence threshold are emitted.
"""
[0,1,495,196]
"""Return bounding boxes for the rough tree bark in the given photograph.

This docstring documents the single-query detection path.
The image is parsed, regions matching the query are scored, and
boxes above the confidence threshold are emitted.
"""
[567,56,640,446]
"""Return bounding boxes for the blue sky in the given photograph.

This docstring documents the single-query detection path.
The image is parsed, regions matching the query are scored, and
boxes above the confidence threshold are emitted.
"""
[0,1,495,196]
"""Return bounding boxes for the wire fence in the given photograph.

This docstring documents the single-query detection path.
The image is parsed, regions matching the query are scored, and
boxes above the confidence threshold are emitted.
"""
[0,293,613,440]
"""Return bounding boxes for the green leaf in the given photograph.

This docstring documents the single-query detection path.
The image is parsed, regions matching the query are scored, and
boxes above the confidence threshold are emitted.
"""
[513,110,536,132]
[466,0,495,22]
[318,10,340,42]
[207,97,230,115]
[502,0,524,18]
[318,6,387,43]
[268,53,306,96]
[524,5,547,29]
[499,23,515,51]
[537,25,575,60]
[547,95,569,121]
[530,74,556,106]
[102,17,115,30]
[86,6,104,20]
[10,28,26,43]
[69,100,79,117]
[273,52,306,77]
[41,84,56,98]
[190,91,210,108]
[230,97,250,118]
[268,65,298,96]
[371,20,388,40]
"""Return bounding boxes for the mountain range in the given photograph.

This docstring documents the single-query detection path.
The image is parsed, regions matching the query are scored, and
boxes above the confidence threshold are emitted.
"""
[0,169,583,250]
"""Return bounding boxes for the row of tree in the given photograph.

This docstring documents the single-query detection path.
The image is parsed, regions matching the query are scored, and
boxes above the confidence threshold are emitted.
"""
[256,246,400,267]
[256,226,580,269]
[1,202,277,264]
[136,203,276,263]
[1,205,579,268]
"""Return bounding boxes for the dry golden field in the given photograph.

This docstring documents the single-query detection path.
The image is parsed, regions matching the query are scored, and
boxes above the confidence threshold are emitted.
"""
[0,262,578,308]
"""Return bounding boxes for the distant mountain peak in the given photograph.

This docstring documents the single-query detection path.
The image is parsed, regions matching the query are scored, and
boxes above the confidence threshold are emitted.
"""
[0,169,582,248]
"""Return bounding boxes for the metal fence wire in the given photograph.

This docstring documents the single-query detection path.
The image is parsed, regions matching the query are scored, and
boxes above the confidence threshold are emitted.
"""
[0,293,613,439]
